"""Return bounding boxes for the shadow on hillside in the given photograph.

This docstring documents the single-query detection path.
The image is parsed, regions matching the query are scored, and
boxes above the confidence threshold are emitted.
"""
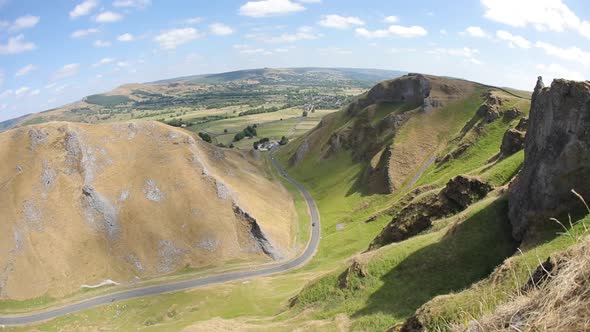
[351,198,518,320]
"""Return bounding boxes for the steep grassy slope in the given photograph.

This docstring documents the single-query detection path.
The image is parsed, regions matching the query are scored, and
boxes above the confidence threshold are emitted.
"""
[0,121,297,300]
[268,74,534,330]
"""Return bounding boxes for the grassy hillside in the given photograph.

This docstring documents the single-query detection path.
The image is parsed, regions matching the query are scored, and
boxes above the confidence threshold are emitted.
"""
[0,121,297,301]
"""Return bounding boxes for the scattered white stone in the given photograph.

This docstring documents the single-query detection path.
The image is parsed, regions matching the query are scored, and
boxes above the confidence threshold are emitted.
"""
[336,223,345,231]
[144,179,165,202]
[81,279,120,289]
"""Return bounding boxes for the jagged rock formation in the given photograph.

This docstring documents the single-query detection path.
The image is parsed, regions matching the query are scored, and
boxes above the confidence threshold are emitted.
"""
[498,117,528,159]
[369,176,493,250]
[509,77,590,240]
[0,121,296,300]
[344,73,432,116]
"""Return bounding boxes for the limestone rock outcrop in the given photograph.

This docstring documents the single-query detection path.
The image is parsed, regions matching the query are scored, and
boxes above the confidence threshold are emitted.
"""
[509,77,590,240]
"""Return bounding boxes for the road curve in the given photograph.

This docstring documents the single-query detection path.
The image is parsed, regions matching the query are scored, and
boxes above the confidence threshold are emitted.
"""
[0,149,320,326]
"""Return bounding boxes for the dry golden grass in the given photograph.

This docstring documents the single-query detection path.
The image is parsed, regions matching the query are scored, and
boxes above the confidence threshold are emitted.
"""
[465,235,590,332]
[0,121,296,300]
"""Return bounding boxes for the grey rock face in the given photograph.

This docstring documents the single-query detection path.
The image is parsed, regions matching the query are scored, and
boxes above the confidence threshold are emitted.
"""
[509,78,590,240]
[345,73,432,116]
[81,185,119,240]
[500,128,526,157]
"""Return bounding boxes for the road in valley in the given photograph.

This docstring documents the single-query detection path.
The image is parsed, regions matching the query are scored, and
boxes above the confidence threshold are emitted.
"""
[0,149,320,326]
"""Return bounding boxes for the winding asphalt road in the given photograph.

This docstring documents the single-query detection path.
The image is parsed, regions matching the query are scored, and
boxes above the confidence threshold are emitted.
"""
[0,149,320,326]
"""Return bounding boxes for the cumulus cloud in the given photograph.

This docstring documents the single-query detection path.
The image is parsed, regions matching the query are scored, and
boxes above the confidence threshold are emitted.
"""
[464,26,487,38]
[117,33,134,41]
[30,89,40,96]
[481,0,590,39]
[93,40,111,47]
[268,26,320,43]
[429,47,482,64]
[239,0,305,18]
[535,41,590,66]
[14,86,30,97]
[95,11,123,23]
[92,57,116,67]
[318,15,365,29]
[383,16,399,23]
[209,23,234,36]
[0,89,12,98]
[356,24,427,38]
[154,28,202,49]
[536,63,584,80]
[496,30,531,48]
[70,0,98,19]
[15,64,36,77]
[53,63,80,80]
[184,17,203,24]
[0,35,36,54]
[112,0,151,8]
[8,15,40,32]
[70,28,99,38]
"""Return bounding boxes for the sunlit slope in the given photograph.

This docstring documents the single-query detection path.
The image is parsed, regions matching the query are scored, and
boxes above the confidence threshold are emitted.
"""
[0,121,296,300]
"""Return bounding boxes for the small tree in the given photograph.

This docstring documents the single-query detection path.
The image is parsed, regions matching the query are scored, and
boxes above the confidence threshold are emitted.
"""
[279,136,289,145]
[198,132,212,143]
[302,110,309,117]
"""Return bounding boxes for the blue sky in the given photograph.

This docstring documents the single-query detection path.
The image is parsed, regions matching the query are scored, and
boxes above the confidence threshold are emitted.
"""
[0,0,588,121]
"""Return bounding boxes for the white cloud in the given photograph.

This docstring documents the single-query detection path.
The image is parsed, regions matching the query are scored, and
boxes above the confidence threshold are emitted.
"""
[465,26,487,38]
[297,0,321,2]
[429,47,482,64]
[70,0,98,19]
[536,63,584,81]
[268,26,320,42]
[239,48,266,54]
[496,30,531,48]
[9,15,40,32]
[14,86,30,97]
[0,35,36,54]
[92,57,115,67]
[535,41,590,66]
[383,16,398,23]
[117,33,134,41]
[481,0,590,39]
[154,28,203,50]
[389,25,427,37]
[53,63,80,80]
[95,11,123,23]
[209,23,234,36]
[15,64,36,77]
[0,71,3,86]
[239,0,305,18]
[440,29,448,35]
[318,15,365,29]
[318,47,352,55]
[112,0,151,8]
[71,28,100,38]
[29,89,40,96]
[93,40,111,47]
[0,89,12,98]
[356,24,427,38]
[184,17,203,24]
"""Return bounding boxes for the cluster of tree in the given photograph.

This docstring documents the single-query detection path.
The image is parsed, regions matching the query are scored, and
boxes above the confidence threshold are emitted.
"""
[198,132,212,143]
[164,118,194,127]
[253,137,270,150]
[238,105,283,116]
[233,124,257,142]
